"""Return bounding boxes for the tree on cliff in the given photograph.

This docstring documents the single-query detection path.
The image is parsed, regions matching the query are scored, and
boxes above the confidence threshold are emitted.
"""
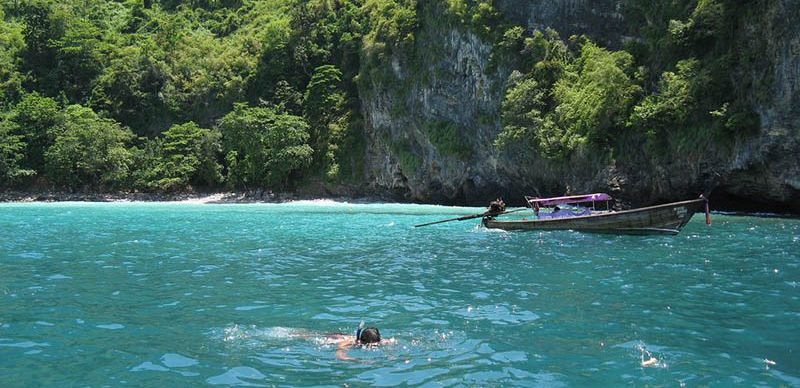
[498,37,640,159]
[554,41,640,149]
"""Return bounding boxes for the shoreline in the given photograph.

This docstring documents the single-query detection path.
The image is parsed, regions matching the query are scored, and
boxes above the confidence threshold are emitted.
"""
[0,190,398,205]
[2,190,798,218]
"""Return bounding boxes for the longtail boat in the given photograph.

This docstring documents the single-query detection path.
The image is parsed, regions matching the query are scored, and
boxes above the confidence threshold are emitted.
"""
[481,193,711,235]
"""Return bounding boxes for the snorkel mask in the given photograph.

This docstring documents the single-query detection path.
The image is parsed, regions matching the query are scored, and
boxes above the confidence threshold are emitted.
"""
[355,321,365,343]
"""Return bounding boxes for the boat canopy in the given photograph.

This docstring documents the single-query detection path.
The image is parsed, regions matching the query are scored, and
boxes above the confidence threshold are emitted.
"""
[526,193,612,207]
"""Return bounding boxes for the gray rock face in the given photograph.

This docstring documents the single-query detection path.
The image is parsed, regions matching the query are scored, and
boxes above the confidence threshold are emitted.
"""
[358,0,800,212]
[496,0,626,48]
[715,0,800,211]
[363,15,507,204]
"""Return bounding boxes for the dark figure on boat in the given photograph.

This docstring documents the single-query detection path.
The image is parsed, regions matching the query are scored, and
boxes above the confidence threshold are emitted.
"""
[487,199,506,216]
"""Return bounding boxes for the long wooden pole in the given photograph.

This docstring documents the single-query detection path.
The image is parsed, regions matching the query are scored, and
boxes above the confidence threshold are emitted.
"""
[413,208,527,228]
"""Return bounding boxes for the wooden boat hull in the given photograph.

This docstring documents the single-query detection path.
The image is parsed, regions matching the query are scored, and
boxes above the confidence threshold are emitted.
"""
[482,198,706,235]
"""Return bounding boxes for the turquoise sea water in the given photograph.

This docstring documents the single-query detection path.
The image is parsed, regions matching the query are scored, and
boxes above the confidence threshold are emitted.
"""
[1,201,798,386]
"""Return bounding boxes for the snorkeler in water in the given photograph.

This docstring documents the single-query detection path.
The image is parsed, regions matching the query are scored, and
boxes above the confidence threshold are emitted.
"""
[251,322,395,361]
[332,322,397,361]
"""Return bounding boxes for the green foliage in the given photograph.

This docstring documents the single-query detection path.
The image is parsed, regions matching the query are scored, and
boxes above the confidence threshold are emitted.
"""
[304,64,348,178]
[51,16,107,102]
[304,65,346,129]
[497,33,635,160]
[19,2,63,77]
[494,0,764,168]
[1,0,373,191]
[626,0,762,142]
[288,0,364,82]
[423,120,471,159]
[141,122,223,191]
[669,0,724,50]
[0,15,26,109]
[363,0,417,50]
[554,42,641,145]
[244,8,296,106]
[622,0,693,78]
[7,92,63,174]
[128,136,164,190]
[44,105,135,189]
[389,138,421,174]
[160,21,258,122]
[524,29,569,86]
[630,59,700,138]
[0,0,773,194]
[218,103,312,189]
[331,114,365,182]
[497,74,568,159]
[359,0,416,93]
[19,1,109,103]
[497,25,524,53]
[263,112,315,186]
[445,0,500,37]
[0,118,34,185]
[89,45,169,135]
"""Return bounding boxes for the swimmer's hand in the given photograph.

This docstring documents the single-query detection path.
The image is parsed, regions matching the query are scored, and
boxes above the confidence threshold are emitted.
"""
[641,357,658,367]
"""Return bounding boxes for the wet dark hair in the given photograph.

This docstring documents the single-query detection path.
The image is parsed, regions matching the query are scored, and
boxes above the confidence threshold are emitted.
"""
[357,327,381,344]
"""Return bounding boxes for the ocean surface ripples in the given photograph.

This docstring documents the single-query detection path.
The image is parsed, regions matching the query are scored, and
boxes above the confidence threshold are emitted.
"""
[0,201,798,386]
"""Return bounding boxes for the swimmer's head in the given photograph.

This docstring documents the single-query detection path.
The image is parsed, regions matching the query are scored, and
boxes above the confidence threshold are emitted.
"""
[357,327,381,344]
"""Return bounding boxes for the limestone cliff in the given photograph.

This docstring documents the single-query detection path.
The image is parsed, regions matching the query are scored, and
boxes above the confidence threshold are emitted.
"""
[357,0,800,212]
[718,0,800,212]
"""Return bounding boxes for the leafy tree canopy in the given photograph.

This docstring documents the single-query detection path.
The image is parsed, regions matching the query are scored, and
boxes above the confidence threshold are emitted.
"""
[218,103,312,189]
[44,105,135,189]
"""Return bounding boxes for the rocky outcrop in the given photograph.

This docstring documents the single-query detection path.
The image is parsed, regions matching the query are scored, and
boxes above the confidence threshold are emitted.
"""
[713,0,800,212]
[358,0,800,213]
[362,8,508,204]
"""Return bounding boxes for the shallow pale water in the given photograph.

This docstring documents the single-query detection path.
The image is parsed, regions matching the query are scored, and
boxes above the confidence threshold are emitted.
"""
[1,201,798,386]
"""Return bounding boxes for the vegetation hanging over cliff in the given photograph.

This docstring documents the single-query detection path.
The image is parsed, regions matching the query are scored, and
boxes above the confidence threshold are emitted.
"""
[494,0,763,170]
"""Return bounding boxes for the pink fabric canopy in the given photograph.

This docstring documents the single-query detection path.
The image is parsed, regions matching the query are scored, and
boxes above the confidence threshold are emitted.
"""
[526,193,612,206]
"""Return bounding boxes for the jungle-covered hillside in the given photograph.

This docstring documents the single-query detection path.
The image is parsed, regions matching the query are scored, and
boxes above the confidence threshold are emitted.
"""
[1,0,798,211]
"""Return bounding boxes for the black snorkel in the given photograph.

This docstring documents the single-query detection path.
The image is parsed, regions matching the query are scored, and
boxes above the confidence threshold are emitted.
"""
[355,321,365,344]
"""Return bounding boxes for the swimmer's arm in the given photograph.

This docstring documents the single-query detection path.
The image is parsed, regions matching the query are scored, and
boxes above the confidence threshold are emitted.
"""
[381,337,397,345]
[291,328,313,339]
[336,341,356,361]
